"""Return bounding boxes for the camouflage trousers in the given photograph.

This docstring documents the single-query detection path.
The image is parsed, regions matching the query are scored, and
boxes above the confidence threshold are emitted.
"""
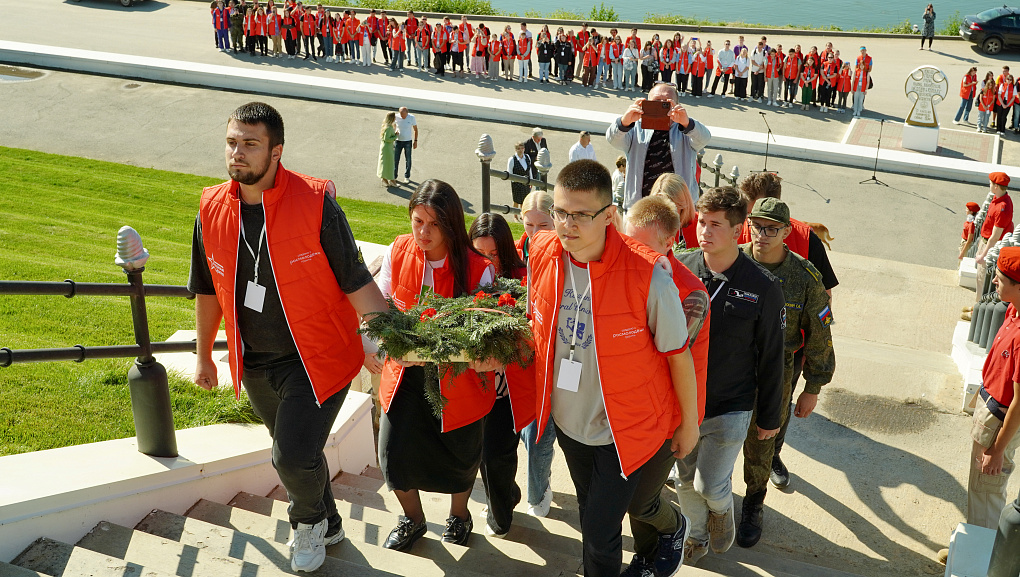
[742,376,794,495]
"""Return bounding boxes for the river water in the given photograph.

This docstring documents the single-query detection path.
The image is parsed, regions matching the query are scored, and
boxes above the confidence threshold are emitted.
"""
[490,0,995,30]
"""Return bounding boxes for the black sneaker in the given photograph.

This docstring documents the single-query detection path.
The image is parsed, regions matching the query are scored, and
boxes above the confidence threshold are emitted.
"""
[440,514,473,546]
[324,517,345,546]
[653,513,689,577]
[770,455,790,489]
[620,554,655,577]
[383,515,427,551]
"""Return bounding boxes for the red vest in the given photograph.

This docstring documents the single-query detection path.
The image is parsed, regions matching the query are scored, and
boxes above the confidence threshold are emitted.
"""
[528,226,681,477]
[980,88,997,111]
[378,235,496,432]
[489,39,502,60]
[518,36,531,59]
[784,57,799,80]
[267,13,281,36]
[837,70,853,92]
[199,166,362,404]
[961,73,977,99]
[667,253,710,425]
[416,23,431,48]
[212,7,230,30]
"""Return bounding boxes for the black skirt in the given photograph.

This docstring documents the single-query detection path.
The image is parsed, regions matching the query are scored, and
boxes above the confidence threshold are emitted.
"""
[378,366,485,493]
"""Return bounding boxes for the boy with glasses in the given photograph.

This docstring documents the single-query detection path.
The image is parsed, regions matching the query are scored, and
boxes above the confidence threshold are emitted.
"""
[736,198,835,549]
[526,159,700,577]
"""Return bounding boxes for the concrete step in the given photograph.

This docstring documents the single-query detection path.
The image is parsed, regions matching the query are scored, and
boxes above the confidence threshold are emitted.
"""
[0,561,47,577]
[75,520,264,577]
[134,508,396,577]
[9,537,175,577]
[221,491,578,577]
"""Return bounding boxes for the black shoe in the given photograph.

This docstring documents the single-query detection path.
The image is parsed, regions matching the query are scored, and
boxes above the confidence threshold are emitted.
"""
[620,554,655,577]
[383,515,427,551]
[735,490,766,548]
[770,455,790,489]
[440,514,473,546]
[653,513,689,577]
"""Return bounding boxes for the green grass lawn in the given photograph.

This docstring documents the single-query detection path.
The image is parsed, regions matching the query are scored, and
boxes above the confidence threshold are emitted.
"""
[0,146,518,456]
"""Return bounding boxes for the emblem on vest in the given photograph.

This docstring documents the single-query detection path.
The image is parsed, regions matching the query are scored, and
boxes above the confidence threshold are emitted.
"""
[728,288,759,303]
[1003,350,1010,359]
[207,253,225,277]
[612,327,646,339]
[290,250,323,265]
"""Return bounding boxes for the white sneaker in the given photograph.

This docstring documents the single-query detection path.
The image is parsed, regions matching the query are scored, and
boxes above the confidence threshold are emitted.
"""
[721,94,726,99]
[953,119,960,125]
[527,486,553,518]
[402,176,410,184]
[289,519,327,573]
[706,94,714,98]
[821,106,828,112]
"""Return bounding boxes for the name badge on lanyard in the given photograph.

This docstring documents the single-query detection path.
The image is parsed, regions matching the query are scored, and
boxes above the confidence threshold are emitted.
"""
[556,260,590,393]
[241,222,268,313]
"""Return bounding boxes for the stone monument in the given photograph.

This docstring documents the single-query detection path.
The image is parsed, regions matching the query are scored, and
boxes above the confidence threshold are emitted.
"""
[902,65,949,153]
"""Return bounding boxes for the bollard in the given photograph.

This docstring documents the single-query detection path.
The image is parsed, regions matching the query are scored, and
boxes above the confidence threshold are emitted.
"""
[713,154,724,188]
[987,493,1020,577]
[969,300,986,343]
[475,134,496,214]
[985,301,1009,353]
[535,147,552,185]
[978,302,995,348]
[116,226,178,458]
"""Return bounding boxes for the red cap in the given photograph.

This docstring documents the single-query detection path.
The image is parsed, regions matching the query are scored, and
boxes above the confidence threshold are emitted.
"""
[967,202,981,213]
[998,246,1020,282]
[990,172,1011,187]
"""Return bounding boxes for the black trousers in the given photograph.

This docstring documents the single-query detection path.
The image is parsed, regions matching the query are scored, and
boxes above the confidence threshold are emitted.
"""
[691,74,704,96]
[243,361,348,527]
[380,38,391,62]
[303,35,315,59]
[997,104,1010,133]
[660,68,673,84]
[676,71,688,93]
[750,72,765,99]
[711,72,730,95]
[479,396,522,534]
[434,51,447,75]
[557,424,645,577]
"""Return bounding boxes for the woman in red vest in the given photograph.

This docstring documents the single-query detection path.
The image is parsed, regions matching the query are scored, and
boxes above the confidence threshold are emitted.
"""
[281,8,298,59]
[799,56,818,111]
[487,32,502,81]
[955,67,978,124]
[836,62,853,113]
[377,180,498,551]
[978,80,997,133]
[658,39,675,85]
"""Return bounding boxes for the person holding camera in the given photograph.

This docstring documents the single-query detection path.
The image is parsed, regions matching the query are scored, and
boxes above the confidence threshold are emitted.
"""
[606,82,711,211]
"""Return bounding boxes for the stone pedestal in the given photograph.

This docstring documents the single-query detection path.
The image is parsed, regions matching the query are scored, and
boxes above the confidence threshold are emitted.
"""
[902,122,939,152]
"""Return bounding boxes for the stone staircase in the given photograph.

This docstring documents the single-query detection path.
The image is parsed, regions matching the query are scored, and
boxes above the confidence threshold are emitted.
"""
[0,466,867,577]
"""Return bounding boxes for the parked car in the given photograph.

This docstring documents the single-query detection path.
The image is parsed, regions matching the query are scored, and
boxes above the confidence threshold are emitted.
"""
[961,6,1020,55]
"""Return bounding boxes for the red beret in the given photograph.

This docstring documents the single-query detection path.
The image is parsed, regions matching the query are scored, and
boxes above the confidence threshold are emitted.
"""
[990,172,1011,187]
[998,246,1020,282]
[966,202,981,213]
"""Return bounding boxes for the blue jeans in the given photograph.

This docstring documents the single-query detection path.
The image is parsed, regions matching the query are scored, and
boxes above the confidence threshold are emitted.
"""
[215,28,230,49]
[390,51,404,70]
[323,36,333,57]
[393,139,412,179]
[597,62,610,85]
[538,61,550,81]
[624,67,637,90]
[956,97,974,122]
[520,417,556,505]
[978,109,991,131]
[348,40,359,59]
[242,361,349,527]
[675,410,754,544]
[557,63,570,81]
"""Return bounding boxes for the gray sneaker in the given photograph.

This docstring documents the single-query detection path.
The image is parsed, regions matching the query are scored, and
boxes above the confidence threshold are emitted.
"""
[289,519,327,572]
[707,508,735,553]
[684,538,709,566]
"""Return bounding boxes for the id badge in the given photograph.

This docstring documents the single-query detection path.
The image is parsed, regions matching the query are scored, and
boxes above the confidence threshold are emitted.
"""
[244,281,266,313]
[556,358,582,392]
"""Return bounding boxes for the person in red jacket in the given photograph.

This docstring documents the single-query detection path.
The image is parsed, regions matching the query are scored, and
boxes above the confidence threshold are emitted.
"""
[977,76,997,133]
[281,7,298,59]
[212,0,231,50]
[960,201,982,261]
[975,172,1014,299]
[416,15,432,71]
[623,194,710,577]
[799,56,818,111]
[405,11,419,67]
[996,74,1016,135]
[375,180,500,552]
[267,6,282,57]
[189,102,388,573]
[782,47,799,108]
[955,67,978,125]
[300,9,317,60]
[835,62,852,113]
[527,160,699,577]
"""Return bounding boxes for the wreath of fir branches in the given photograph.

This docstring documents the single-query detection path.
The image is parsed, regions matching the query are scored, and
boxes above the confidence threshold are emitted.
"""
[360,276,533,417]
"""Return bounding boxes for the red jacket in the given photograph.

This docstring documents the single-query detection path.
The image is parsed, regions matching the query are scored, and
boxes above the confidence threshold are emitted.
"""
[379,235,496,432]
[489,39,503,61]
[199,166,362,405]
[961,72,978,99]
[212,7,230,30]
[800,68,818,89]
[300,13,316,36]
[837,69,853,92]
[527,227,685,477]
[518,35,532,59]
[667,252,709,425]
[765,52,782,79]
[416,23,432,48]
[267,13,281,36]
[979,87,997,111]
[783,56,799,80]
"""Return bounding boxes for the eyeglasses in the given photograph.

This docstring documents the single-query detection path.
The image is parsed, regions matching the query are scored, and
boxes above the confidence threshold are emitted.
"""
[551,204,613,224]
[750,223,786,237]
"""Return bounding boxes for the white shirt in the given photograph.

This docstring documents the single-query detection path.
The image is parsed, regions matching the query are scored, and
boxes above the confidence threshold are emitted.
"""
[568,142,596,163]
[751,49,766,73]
[394,113,416,142]
[717,48,735,70]
[377,247,494,298]
[735,56,750,79]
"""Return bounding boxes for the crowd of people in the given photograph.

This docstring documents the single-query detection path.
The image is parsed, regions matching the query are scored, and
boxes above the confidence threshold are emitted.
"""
[209,0,876,117]
[955,65,1020,136]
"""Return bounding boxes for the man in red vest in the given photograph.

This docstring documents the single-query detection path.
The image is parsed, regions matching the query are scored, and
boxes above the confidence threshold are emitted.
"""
[526,159,699,577]
[189,102,387,573]
[212,0,231,50]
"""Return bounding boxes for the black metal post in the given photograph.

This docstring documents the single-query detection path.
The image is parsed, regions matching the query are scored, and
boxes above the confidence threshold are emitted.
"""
[125,267,178,458]
[481,160,492,214]
[987,491,1020,577]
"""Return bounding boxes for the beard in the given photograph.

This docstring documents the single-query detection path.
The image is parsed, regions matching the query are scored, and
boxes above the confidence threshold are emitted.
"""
[228,157,271,185]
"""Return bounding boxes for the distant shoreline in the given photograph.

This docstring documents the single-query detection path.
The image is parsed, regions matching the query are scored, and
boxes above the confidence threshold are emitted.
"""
[314,0,965,36]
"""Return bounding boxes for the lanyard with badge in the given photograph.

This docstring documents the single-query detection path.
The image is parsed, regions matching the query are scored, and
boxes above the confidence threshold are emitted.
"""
[556,261,591,393]
[241,221,267,313]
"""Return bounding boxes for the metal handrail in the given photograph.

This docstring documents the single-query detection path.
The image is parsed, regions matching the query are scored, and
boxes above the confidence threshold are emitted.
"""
[0,280,195,299]
[0,340,228,367]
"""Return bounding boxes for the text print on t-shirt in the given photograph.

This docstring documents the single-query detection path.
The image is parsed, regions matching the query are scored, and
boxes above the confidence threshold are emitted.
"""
[558,287,594,351]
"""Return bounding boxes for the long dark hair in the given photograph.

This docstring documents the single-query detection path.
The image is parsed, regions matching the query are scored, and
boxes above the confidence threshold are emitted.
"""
[409,179,480,296]
[469,213,526,278]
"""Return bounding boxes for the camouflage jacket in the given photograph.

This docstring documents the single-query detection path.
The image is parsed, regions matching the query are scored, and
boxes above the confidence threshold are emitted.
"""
[741,244,835,394]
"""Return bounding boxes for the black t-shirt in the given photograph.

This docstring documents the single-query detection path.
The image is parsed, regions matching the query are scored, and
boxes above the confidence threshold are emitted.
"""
[641,128,673,199]
[188,195,373,370]
[807,231,839,290]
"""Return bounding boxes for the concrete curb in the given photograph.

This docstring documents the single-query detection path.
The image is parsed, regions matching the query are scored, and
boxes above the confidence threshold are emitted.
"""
[0,39,1012,185]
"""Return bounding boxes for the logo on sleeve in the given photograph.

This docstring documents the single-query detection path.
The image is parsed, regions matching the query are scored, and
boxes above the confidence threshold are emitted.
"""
[1003,350,1010,359]
[780,307,787,330]
[728,288,759,303]
[818,305,833,327]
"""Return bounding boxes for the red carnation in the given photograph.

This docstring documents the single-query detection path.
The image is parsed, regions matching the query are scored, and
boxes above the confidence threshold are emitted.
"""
[473,291,491,303]
[419,308,437,321]
[520,276,527,286]
[498,293,517,308]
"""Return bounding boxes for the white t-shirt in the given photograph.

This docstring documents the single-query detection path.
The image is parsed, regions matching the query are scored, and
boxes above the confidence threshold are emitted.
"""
[568,142,596,163]
[394,113,416,142]
[735,56,750,79]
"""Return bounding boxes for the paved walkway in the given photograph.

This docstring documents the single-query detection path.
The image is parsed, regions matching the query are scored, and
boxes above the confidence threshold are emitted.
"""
[3,0,1020,167]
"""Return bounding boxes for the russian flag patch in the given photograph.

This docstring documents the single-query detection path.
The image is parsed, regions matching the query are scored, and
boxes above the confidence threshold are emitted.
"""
[818,305,833,327]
